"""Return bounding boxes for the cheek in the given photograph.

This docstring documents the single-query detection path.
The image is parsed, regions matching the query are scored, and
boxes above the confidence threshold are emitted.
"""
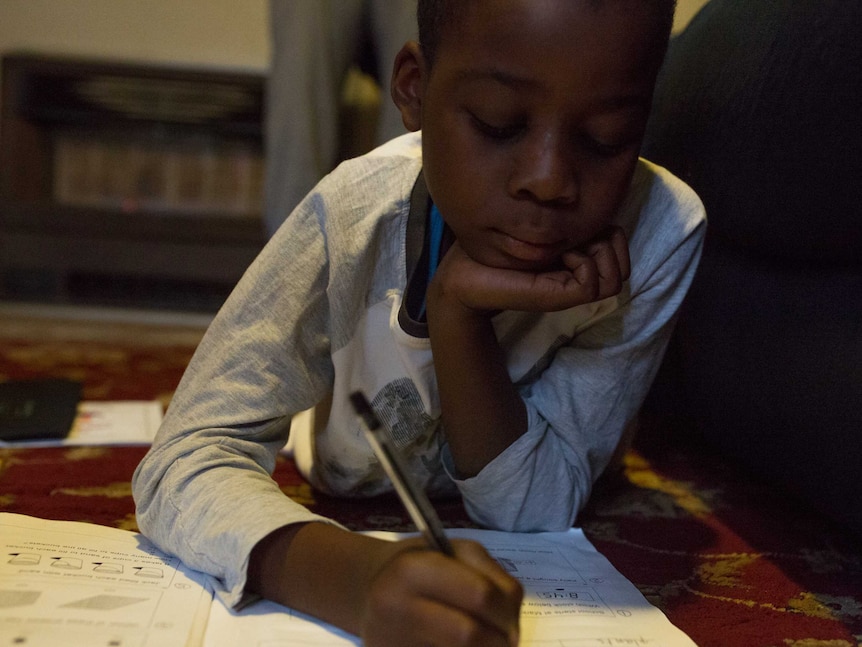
[423,140,495,218]
[582,158,639,221]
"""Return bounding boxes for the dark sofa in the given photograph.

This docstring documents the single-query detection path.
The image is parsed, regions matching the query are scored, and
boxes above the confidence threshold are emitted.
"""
[642,0,862,539]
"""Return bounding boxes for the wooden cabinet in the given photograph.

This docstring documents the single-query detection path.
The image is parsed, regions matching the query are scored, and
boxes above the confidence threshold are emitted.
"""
[0,54,268,311]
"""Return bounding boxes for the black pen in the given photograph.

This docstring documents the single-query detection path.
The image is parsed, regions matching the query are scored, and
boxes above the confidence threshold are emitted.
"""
[349,391,455,556]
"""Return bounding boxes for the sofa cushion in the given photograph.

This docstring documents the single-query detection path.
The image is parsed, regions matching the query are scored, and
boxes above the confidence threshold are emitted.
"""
[642,0,862,539]
[644,0,862,266]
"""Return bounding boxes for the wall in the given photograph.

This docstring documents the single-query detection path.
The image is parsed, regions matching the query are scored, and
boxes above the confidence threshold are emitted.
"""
[0,0,270,74]
[0,0,708,76]
[0,0,711,139]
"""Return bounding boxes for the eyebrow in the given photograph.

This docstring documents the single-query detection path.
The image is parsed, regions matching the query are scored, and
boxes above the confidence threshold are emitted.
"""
[454,67,651,112]
[454,67,540,90]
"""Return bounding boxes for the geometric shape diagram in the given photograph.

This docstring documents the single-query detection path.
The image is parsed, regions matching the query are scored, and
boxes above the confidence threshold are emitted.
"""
[61,594,148,610]
[0,589,42,608]
[92,563,124,574]
[133,567,163,578]
[51,557,83,570]
[497,557,518,573]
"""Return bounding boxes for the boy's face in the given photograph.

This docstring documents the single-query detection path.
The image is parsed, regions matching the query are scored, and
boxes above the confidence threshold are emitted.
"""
[393,0,667,272]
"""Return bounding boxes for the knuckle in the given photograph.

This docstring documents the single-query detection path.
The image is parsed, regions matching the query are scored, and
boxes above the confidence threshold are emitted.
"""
[604,274,623,297]
[471,578,499,608]
[366,581,403,619]
[505,577,525,603]
[383,549,428,585]
[448,616,485,646]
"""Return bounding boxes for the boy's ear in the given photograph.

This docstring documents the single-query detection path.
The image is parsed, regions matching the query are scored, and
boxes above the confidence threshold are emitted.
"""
[390,41,425,132]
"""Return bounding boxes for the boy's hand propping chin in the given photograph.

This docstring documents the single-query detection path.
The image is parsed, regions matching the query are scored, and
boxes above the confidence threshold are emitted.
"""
[432,226,631,315]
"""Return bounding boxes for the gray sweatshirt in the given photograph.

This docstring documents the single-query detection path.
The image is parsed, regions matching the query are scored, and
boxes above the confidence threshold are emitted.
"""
[132,133,706,606]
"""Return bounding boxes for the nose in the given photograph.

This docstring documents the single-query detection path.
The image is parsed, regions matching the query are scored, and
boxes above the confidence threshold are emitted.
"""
[507,132,578,206]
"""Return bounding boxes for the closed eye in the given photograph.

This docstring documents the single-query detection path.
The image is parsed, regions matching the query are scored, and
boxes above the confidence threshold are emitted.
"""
[469,113,524,141]
[580,133,636,158]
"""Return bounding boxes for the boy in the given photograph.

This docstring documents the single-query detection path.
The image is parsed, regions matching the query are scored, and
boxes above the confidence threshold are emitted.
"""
[133,1,704,645]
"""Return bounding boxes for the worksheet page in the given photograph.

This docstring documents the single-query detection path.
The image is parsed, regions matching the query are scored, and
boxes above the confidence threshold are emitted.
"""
[203,528,697,647]
[0,514,212,647]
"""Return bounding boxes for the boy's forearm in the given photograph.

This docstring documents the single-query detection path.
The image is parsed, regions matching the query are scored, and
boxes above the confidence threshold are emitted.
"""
[427,298,527,478]
[246,522,403,635]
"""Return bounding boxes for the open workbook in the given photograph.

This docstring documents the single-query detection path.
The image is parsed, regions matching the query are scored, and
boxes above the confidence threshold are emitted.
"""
[0,513,697,646]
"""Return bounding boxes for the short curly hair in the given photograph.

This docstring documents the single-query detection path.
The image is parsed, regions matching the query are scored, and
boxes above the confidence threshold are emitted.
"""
[416,0,467,67]
[417,0,677,68]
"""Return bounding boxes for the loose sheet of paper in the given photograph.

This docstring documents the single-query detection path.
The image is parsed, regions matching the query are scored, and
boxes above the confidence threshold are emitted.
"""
[203,527,697,646]
[67,401,163,445]
[0,401,162,448]
[0,513,212,647]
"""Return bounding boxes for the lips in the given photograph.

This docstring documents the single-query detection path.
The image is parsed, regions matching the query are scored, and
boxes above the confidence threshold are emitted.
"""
[498,231,565,266]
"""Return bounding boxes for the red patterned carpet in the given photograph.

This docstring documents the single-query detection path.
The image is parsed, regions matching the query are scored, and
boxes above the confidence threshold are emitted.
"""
[1,328,860,647]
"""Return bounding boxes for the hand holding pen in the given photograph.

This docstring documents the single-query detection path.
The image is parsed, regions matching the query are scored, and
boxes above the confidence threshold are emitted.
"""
[350,391,523,646]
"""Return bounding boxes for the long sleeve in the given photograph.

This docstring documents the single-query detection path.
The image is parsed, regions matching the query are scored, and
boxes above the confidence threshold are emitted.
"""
[132,134,425,606]
[132,195,341,606]
[448,162,707,531]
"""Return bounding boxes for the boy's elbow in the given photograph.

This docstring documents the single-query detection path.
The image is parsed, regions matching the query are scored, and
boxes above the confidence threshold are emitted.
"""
[131,450,171,538]
[463,496,579,533]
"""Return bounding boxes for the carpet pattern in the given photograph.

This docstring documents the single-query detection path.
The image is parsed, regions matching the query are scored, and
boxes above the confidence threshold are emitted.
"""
[1,336,860,647]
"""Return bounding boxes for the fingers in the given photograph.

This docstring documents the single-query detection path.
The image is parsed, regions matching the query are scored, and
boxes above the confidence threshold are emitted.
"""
[582,225,631,301]
[361,540,522,647]
[552,225,630,307]
[452,539,523,643]
[429,227,631,315]
[610,225,632,282]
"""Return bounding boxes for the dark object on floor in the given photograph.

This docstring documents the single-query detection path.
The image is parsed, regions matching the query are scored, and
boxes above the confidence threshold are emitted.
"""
[0,378,82,441]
